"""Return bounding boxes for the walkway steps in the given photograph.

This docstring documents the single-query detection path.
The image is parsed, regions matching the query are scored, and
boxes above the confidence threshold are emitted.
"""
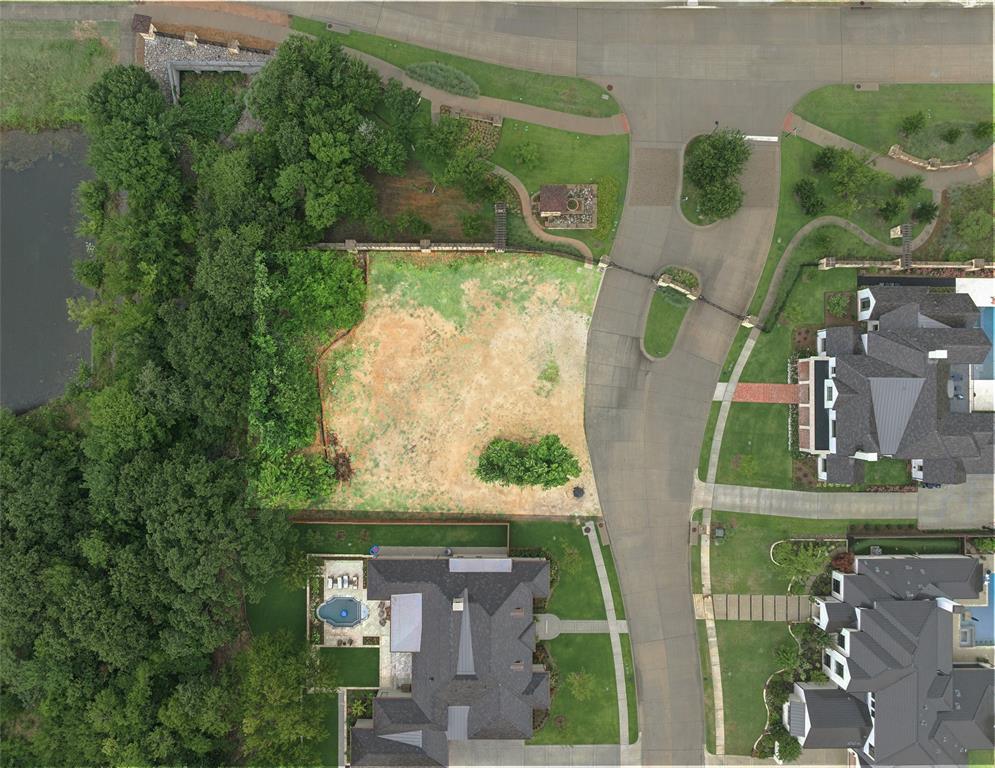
[494,201,508,251]
[694,594,809,622]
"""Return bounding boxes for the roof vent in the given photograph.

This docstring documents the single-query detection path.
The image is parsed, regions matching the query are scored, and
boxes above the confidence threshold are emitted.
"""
[510,661,524,672]
[511,607,525,618]
[453,597,465,612]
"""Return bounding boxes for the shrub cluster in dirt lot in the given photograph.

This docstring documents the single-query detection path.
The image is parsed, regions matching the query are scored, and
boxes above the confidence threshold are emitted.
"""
[476,434,581,489]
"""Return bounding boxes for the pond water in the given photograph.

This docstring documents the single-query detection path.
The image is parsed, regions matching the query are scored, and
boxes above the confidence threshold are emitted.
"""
[1,130,92,413]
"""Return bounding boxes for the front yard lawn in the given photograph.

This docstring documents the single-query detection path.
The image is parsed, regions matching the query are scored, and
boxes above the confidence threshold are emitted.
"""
[716,621,792,756]
[491,119,630,258]
[643,288,691,358]
[708,512,913,595]
[741,255,858,384]
[794,84,995,161]
[719,326,751,383]
[863,458,911,486]
[510,521,606,620]
[292,17,619,117]
[530,634,619,745]
[852,537,961,556]
[0,20,118,130]
[715,403,793,490]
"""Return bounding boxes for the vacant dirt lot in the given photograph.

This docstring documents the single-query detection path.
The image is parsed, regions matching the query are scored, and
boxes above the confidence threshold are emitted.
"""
[320,253,601,517]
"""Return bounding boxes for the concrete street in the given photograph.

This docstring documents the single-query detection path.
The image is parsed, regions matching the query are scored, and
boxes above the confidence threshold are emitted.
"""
[265,3,992,764]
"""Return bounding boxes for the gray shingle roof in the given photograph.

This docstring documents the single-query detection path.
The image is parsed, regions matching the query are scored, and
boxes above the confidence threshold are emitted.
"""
[352,558,550,767]
[797,685,872,748]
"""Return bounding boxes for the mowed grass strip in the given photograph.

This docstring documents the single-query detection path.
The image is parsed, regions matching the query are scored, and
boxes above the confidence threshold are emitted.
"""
[291,17,619,117]
[698,401,721,482]
[643,288,691,358]
[301,522,508,554]
[696,620,716,754]
[0,20,118,130]
[794,83,995,161]
[620,634,639,745]
[530,634,619,745]
[510,520,606,620]
[716,621,791,756]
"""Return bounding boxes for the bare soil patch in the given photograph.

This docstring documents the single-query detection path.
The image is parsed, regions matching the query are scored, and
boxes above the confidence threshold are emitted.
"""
[319,254,600,517]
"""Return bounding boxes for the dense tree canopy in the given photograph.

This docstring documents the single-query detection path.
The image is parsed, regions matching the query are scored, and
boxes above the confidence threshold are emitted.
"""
[2,35,409,764]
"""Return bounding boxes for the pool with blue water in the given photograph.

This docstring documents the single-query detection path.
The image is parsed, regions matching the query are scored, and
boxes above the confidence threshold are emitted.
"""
[317,595,366,628]
[962,573,994,646]
[977,307,994,381]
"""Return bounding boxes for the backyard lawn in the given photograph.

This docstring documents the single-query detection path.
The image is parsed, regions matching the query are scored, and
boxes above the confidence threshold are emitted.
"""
[248,576,306,643]
[510,521,607,620]
[745,134,928,318]
[716,621,792,756]
[0,20,118,130]
[620,634,639,745]
[697,402,721,482]
[530,634,619,745]
[794,84,995,161]
[319,646,381,687]
[492,119,630,258]
[643,288,691,358]
[715,403,793,490]
[300,522,508,553]
[696,620,717,754]
[708,511,913,595]
[292,17,619,117]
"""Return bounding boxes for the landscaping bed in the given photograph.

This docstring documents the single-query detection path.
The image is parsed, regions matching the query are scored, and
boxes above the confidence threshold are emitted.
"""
[643,288,691,358]
[914,179,994,263]
[794,84,994,161]
[300,522,508,553]
[316,253,601,517]
[291,17,619,117]
[530,634,619,745]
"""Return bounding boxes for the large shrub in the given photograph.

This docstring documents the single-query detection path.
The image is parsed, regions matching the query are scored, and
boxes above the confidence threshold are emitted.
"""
[475,434,581,489]
[684,129,751,189]
[794,177,824,216]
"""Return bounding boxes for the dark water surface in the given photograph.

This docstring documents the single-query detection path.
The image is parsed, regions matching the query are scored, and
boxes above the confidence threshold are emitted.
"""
[1,129,92,413]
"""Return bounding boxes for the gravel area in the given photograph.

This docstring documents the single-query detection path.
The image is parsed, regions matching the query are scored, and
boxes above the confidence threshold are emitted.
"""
[143,34,269,98]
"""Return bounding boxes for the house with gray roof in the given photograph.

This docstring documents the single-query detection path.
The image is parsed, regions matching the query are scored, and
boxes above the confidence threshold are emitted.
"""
[797,286,993,485]
[349,557,550,766]
[786,555,994,766]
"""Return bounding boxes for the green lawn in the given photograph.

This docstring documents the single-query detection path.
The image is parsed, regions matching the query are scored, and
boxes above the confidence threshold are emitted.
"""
[852,537,961,556]
[696,620,717,755]
[794,84,995,161]
[720,326,751,383]
[968,749,995,768]
[319,647,381,687]
[745,134,928,318]
[315,693,339,768]
[698,402,721,482]
[863,458,912,486]
[0,20,118,130]
[530,634,619,745]
[708,511,912,595]
[741,256,859,384]
[510,521,606,620]
[716,621,792,756]
[602,543,626,620]
[292,17,619,118]
[248,576,307,643]
[301,522,508,554]
[620,634,639,745]
[715,403,793,490]
[492,119,630,258]
[643,288,691,358]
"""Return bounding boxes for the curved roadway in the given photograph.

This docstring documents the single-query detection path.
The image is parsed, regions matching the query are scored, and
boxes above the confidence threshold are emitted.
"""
[279,3,990,764]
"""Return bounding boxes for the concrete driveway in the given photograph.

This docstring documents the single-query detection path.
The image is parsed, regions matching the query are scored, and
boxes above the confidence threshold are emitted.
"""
[285,3,993,764]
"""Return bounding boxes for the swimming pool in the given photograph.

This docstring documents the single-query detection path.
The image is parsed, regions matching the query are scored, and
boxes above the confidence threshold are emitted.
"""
[316,596,368,628]
[961,573,994,646]
[976,307,994,381]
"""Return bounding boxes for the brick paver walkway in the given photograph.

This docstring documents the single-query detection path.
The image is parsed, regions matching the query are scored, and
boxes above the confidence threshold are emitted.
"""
[694,594,811,622]
[731,383,803,404]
